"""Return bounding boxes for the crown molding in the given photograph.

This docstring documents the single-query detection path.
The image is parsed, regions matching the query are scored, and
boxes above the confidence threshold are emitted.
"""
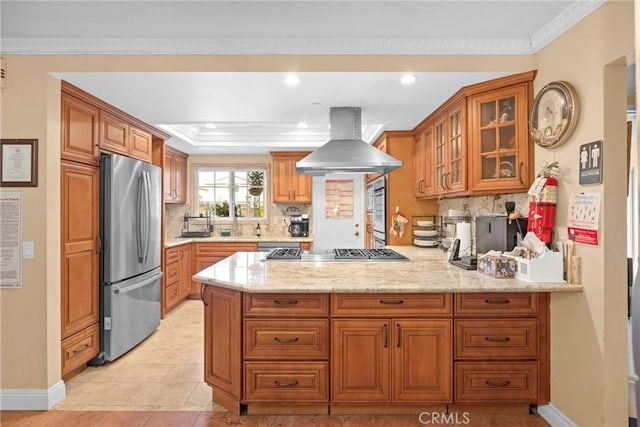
[1,37,534,55]
[530,0,605,52]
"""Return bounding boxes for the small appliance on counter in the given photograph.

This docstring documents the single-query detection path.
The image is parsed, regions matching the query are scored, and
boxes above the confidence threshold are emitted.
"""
[475,215,527,255]
[288,214,309,237]
[448,238,477,270]
[181,213,212,238]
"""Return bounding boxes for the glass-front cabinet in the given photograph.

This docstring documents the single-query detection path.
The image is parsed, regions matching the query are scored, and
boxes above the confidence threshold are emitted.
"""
[468,83,532,194]
[434,99,467,196]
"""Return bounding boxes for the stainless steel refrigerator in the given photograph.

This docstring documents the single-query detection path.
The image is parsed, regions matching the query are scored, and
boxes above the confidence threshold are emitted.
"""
[98,153,163,362]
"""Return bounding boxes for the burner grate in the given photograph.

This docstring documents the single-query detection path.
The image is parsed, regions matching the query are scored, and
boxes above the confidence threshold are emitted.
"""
[266,248,303,259]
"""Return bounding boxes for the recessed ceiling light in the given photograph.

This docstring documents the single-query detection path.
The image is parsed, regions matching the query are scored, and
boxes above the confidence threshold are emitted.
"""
[284,74,300,86]
[400,74,417,85]
[204,123,217,129]
[297,122,309,129]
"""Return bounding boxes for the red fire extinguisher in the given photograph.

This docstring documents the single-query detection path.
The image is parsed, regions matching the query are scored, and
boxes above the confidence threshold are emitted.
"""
[527,162,559,245]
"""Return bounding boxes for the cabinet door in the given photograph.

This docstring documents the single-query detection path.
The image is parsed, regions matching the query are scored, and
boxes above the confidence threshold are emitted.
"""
[414,127,435,198]
[331,319,391,402]
[99,111,128,156]
[61,162,99,338]
[173,152,188,203]
[272,157,293,202]
[393,319,452,402]
[468,84,531,194]
[179,245,192,298]
[129,127,152,162]
[433,114,447,194]
[164,151,175,202]
[445,101,466,194]
[204,286,242,401]
[61,94,100,165]
[292,167,312,202]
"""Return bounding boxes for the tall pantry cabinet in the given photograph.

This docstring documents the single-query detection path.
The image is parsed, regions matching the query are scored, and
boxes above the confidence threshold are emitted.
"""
[60,81,169,378]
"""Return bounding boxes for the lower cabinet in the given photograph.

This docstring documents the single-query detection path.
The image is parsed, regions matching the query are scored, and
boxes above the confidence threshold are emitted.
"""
[191,242,258,298]
[163,244,191,316]
[203,288,549,415]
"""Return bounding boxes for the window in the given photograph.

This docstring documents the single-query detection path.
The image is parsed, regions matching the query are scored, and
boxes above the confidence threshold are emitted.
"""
[195,167,266,220]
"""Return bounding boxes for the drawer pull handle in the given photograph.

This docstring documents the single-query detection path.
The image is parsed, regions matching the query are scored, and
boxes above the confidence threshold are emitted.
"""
[396,323,401,348]
[379,300,404,305]
[273,299,298,305]
[274,337,299,343]
[383,324,388,348]
[486,380,511,387]
[484,299,510,304]
[485,336,511,343]
[72,344,90,355]
[274,380,299,387]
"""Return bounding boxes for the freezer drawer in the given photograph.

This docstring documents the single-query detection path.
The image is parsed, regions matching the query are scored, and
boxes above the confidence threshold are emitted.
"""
[102,268,162,361]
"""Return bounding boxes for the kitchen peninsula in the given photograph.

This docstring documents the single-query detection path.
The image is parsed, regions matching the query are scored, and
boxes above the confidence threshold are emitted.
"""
[194,247,581,416]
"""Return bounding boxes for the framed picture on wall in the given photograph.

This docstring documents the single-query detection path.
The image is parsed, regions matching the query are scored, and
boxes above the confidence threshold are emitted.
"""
[0,139,38,187]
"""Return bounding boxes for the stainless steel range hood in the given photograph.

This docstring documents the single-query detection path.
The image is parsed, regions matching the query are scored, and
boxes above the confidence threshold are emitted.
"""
[295,107,403,176]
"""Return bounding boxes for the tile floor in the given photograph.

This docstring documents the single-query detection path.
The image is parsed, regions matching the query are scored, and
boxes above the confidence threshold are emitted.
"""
[0,300,551,426]
[55,299,218,412]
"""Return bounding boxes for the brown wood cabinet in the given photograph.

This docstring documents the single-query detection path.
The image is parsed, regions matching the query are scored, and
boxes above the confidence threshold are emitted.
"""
[203,286,549,415]
[271,152,312,203]
[60,81,169,378]
[468,83,533,194]
[162,244,192,316]
[164,146,188,203]
[190,242,258,298]
[60,161,100,376]
[61,93,100,165]
[368,132,438,246]
[331,293,452,403]
[412,71,536,200]
[453,292,549,405]
[204,285,243,413]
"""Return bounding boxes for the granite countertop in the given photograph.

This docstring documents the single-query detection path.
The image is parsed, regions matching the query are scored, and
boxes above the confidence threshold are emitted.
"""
[193,246,583,294]
[165,236,314,248]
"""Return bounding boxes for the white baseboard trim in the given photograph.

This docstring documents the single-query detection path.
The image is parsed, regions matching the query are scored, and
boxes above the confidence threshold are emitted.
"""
[0,380,66,410]
[538,403,577,427]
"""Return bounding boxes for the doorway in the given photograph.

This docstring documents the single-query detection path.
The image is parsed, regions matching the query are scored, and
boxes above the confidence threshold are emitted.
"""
[312,174,365,250]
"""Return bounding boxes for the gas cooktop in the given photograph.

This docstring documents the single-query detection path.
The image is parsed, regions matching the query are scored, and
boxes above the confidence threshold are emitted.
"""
[265,248,408,261]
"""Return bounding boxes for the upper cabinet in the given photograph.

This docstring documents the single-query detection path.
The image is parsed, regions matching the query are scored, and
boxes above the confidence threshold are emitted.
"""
[164,146,188,204]
[271,152,312,203]
[99,111,152,162]
[412,71,536,200]
[61,93,100,166]
[468,83,532,194]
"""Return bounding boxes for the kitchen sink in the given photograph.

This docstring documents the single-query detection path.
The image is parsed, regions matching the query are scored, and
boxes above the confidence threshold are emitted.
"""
[180,231,212,238]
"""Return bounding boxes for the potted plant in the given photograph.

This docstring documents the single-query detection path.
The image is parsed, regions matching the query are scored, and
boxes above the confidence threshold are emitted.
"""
[248,170,264,196]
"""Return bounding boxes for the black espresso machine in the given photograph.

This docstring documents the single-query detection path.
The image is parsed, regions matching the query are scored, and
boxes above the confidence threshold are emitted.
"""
[288,214,309,237]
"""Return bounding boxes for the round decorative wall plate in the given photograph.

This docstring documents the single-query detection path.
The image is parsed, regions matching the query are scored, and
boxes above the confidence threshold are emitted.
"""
[530,81,579,149]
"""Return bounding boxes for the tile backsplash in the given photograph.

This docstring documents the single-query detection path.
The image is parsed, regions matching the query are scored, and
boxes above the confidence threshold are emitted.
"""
[164,203,312,240]
[437,193,530,253]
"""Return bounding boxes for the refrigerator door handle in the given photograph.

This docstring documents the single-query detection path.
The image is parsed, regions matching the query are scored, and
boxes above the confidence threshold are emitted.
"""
[136,171,145,262]
[142,170,151,263]
[113,270,163,294]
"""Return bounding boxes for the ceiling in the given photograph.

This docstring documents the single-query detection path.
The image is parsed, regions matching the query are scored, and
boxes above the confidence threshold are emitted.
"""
[1,1,606,155]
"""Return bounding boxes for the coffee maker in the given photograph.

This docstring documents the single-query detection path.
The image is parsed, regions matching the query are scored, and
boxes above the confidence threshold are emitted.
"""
[288,214,309,237]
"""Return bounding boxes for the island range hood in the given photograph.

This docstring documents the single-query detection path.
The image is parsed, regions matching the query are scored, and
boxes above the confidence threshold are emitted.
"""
[295,107,403,176]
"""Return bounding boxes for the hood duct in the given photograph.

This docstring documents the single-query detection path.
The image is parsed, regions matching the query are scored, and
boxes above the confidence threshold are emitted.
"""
[295,107,403,176]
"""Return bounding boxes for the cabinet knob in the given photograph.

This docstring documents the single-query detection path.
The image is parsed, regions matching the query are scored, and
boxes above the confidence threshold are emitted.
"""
[354,231,360,237]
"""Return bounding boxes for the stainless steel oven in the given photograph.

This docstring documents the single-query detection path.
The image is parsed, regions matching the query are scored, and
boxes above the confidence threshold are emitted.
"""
[372,176,386,246]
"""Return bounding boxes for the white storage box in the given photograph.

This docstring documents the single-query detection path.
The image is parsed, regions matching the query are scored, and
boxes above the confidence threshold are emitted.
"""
[508,251,565,283]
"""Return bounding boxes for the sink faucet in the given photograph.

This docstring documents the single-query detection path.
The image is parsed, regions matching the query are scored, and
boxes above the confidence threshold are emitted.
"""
[232,216,240,236]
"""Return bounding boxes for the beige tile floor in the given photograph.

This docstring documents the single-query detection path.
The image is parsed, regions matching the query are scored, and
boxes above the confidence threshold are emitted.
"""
[54,300,224,412]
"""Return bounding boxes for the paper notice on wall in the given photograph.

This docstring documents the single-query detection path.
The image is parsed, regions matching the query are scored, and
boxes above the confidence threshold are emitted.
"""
[567,192,600,246]
[0,190,22,288]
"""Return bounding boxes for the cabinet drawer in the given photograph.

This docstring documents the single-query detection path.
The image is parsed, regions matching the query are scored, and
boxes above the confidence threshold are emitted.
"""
[331,293,451,317]
[164,282,181,310]
[244,293,329,317]
[165,247,180,264]
[455,362,538,402]
[195,243,257,257]
[61,323,99,376]
[455,319,538,360]
[165,263,180,285]
[244,362,328,402]
[244,319,328,360]
[455,293,538,316]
